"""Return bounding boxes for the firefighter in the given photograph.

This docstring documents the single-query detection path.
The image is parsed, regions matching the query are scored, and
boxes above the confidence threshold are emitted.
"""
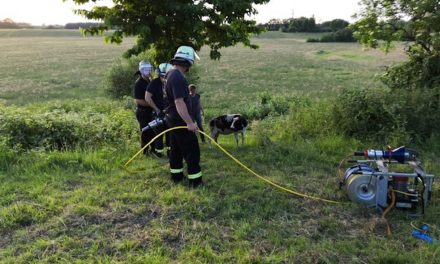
[145,63,173,158]
[188,84,206,143]
[133,60,154,155]
[165,46,202,187]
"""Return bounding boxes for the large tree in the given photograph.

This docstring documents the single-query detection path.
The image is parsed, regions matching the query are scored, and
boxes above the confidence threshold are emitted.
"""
[66,0,269,64]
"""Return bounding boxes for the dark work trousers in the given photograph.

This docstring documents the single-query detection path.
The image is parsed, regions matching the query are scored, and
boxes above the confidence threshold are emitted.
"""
[136,108,154,154]
[193,112,205,143]
[166,117,202,181]
[152,124,170,154]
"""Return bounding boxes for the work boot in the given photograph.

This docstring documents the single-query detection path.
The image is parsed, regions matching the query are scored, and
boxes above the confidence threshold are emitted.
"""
[188,177,203,188]
[151,150,163,159]
[171,172,184,183]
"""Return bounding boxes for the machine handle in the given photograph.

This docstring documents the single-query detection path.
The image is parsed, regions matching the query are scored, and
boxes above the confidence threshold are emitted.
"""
[354,151,365,156]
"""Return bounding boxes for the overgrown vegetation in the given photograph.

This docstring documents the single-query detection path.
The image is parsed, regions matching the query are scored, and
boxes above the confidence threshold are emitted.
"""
[101,54,148,100]
[236,92,291,120]
[332,87,409,145]
[307,28,356,43]
[350,0,440,142]
[1,29,439,263]
[0,100,136,151]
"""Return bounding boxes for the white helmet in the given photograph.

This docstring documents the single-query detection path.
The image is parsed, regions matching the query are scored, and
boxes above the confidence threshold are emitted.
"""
[138,60,153,77]
[170,46,200,67]
[156,63,173,77]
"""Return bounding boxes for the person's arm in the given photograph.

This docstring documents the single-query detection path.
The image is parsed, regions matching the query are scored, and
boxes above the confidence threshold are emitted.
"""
[199,100,204,115]
[175,98,198,132]
[134,98,149,107]
[145,92,160,113]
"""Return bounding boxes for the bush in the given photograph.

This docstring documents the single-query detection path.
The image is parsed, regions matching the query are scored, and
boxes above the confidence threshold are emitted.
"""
[237,91,292,120]
[306,38,320,43]
[379,56,440,141]
[102,53,150,99]
[0,100,137,151]
[319,28,356,42]
[331,87,409,144]
[394,87,440,142]
[273,98,335,141]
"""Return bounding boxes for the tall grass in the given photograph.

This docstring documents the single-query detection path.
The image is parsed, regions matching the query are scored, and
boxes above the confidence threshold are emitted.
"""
[1,30,439,263]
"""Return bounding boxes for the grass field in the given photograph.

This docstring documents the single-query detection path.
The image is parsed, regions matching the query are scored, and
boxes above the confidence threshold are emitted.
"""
[0,29,134,105]
[1,29,439,263]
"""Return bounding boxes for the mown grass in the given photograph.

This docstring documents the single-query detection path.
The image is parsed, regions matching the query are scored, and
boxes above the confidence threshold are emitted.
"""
[0,29,439,263]
[0,29,134,105]
[196,33,406,117]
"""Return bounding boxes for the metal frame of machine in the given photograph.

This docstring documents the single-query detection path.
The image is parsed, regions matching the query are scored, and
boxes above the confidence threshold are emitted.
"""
[341,146,435,215]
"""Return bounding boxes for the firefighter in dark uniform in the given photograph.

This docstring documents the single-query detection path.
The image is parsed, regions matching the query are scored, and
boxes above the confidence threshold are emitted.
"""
[133,60,154,154]
[145,62,173,158]
[189,84,206,143]
[165,46,202,187]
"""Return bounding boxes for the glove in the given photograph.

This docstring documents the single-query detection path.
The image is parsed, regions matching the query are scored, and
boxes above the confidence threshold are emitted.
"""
[152,110,159,119]
[156,110,165,119]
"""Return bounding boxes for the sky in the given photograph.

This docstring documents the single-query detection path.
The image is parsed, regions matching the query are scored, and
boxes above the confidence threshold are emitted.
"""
[0,0,361,26]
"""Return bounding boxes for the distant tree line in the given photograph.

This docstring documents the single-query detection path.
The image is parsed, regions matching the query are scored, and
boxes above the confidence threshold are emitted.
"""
[263,16,414,39]
[263,17,349,33]
[0,18,31,29]
[64,22,104,30]
[0,19,103,30]
[262,16,415,43]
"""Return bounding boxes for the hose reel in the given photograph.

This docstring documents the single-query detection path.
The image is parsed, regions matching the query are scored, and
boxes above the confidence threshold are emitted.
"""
[341,146,435,214]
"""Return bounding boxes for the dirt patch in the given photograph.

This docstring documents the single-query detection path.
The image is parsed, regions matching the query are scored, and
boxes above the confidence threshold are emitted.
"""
[0,231,13,249]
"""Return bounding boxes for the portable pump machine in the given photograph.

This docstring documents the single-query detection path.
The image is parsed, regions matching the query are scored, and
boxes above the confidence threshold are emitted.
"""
[340,146,435,215]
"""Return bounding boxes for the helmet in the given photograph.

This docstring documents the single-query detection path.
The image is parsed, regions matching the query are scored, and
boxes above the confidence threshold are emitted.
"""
[169,46,200,67]
[156,63,173,77]
[138,60,153,77]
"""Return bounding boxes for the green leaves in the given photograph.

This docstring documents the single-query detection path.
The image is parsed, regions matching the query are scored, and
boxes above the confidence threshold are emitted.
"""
[0,101,136,151]
[67,0,269,64]
[351,0,440,140]
[353,0,440,54]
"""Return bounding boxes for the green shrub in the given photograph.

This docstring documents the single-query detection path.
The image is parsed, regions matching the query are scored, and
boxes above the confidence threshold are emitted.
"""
[273,98,335,142]
[319,28,356,42]
[250,97,350,145]
[306,38,320,43]
[102,53,149,100]
[0,100,137,151]
[237,92,292,120]
[380,57,440,141]
[332,87,409,144]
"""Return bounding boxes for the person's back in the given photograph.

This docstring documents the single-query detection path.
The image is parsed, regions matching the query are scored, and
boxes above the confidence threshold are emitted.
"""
[189,84,205,143]
[144,63,173,158]
[165,69,191,123]
[164,46,202,187]
[133,61,153,154]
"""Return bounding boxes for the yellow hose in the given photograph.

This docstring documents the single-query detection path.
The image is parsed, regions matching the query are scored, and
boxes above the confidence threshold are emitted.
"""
[124,126,342,204]
[382,189,396,236]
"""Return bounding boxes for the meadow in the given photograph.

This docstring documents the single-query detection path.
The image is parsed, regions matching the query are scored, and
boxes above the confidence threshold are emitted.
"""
[0,29,439,263]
